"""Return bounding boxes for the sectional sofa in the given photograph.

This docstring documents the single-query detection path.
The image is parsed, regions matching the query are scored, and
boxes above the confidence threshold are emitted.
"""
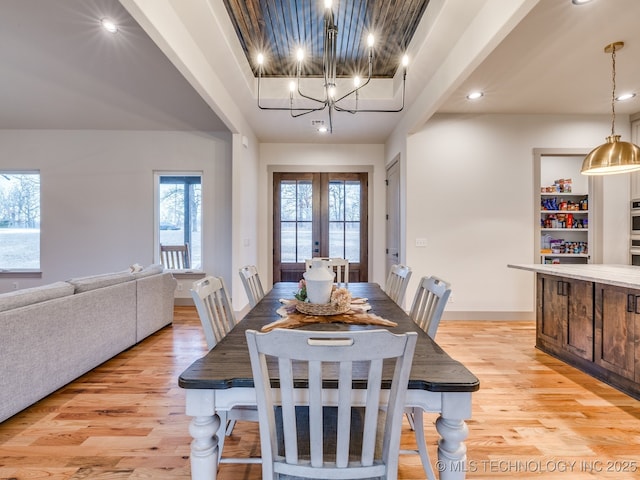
[0,264,176,423]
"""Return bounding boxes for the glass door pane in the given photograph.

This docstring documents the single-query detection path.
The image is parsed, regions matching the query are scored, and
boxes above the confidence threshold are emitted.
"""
[279,179,313,263]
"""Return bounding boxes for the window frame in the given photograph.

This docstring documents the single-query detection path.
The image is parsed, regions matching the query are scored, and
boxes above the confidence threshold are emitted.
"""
[154,171,203,271]
[0,170,41,274]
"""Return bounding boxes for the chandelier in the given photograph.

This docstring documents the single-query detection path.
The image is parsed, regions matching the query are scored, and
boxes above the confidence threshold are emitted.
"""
[255,0,408,134]
[581,41,640,175]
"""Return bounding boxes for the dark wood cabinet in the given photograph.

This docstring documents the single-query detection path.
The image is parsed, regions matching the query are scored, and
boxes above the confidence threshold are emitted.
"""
[537,274,593,361]
[594,283,637,381]
[535,273,639,399]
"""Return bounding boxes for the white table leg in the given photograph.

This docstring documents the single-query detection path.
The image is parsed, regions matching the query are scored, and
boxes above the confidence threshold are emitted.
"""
[185,389,219,480]
[436,392,472,480]
[189,414,220,480]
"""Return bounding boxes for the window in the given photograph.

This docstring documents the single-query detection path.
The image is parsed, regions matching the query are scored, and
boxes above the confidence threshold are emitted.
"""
[0,172,41,270]
[156,173,202,270]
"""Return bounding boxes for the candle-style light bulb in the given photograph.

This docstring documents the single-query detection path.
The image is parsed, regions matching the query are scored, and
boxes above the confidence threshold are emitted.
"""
[402,54,409,68]
[353,76,361,87]
[324,0,332,9]
[257,53,264,65]
[296,48,304,63]
[367,34,375,48]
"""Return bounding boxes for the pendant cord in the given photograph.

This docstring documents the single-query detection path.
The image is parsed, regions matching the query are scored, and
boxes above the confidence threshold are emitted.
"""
[611,46,617,136]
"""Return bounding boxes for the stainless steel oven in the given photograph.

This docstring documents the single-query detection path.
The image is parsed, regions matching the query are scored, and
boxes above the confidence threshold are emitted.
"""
[631,237,640,266]
[631,199,640,235]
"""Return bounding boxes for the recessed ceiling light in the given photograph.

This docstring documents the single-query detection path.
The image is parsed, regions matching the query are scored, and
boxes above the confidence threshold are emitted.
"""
[571,0,593,5]
[318,126,328,133]
[615,92,636,101]
[101,18,118,34]
[466,91,484,100]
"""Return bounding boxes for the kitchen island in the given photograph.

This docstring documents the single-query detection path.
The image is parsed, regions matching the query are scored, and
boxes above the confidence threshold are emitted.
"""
[509,264,640,400]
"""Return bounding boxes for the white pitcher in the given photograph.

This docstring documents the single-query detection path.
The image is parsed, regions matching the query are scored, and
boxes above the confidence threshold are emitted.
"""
[303,259,335,304]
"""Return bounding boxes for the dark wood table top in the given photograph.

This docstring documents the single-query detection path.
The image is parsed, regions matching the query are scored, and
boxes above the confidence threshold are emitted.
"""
[179,282,480,393]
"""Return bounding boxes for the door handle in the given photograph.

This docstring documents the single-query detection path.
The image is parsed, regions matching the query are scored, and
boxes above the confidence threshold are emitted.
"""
[392,253,399,257]
[635,295,640,314]
[627,294,635,313]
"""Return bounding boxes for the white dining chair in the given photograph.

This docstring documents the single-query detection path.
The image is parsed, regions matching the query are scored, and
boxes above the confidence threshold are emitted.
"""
[160,243,190,269]
[239,265,265,308]
[304,257,349,285]
[190,275,260,464]
[384,264,412,306]
[246,328,417,480]
[404,275,452,480]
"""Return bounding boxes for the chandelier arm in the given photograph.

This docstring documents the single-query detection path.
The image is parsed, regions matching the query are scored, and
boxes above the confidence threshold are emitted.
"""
[257,68,327,111]
[334,71,406,113]
[296,79,328,104]
[289,106,328,118]
[332,46,374,105]
[333,77,372,104]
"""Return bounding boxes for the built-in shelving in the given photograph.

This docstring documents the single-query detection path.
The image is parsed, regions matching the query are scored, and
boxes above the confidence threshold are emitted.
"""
[538,163,590,264]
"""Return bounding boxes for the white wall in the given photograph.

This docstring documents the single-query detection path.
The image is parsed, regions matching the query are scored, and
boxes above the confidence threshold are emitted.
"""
[0,129,232,294]
[258,143,386,288]
[232,132,261,312]
[404,113,630,319]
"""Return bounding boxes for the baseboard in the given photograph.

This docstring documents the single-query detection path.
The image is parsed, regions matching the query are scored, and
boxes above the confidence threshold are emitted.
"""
[174,297,195,307]
[442,311,534,321]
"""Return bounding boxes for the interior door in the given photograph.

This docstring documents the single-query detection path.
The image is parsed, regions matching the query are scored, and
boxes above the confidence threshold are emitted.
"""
[386,159,401,277]
[273,172,368,283]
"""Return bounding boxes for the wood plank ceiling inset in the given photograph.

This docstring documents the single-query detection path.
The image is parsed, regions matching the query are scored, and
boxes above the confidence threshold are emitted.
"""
[222,0,429,78]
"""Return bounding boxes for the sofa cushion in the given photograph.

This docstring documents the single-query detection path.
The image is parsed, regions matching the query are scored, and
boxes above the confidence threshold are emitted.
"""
[132,263,164,279]
[0,281,75,313]
[68,271,135,293]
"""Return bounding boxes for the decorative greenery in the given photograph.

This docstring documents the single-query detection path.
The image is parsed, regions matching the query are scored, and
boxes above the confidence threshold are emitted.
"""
[294,279,307,302]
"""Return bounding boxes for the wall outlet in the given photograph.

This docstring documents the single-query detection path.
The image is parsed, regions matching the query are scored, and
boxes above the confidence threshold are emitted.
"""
[12,282,18,290]
[449,293,454,303]
[177,283,184,291]
[415,238,427,247]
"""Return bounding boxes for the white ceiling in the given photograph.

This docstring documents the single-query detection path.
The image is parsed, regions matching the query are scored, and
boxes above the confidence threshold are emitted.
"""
[1,0,640,141]
[0,0,227,131]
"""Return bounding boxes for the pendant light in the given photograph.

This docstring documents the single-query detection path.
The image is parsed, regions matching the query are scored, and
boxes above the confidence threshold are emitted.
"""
[581,42,640,175]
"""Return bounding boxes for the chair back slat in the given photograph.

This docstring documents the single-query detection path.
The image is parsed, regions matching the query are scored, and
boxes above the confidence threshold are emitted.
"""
[246,328,417,480]
[190,276,236,349]
[384,264,412,305]
[305,257,350,285]
[160,243,190,269]
[239,265,265,308]
[409,276,451,339]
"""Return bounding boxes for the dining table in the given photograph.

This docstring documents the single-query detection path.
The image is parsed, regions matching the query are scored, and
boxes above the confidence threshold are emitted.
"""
[179,282,480,480]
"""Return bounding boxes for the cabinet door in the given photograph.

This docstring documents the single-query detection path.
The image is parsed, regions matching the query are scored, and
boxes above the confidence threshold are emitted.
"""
[594,284,636,380]
[537,274,565,349]
[565,278,593,360]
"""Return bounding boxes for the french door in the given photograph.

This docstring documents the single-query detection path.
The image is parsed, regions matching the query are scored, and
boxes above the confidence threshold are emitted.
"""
[273,172,368,283]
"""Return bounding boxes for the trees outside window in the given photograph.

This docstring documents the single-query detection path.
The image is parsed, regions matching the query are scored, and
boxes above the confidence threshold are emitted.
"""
[0,172,40,270]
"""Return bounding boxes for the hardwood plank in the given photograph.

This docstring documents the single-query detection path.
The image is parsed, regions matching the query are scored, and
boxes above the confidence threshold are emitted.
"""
[1,308,639,479]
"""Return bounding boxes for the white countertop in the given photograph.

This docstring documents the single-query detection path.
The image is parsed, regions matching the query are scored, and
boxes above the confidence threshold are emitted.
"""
[508,264,640,289]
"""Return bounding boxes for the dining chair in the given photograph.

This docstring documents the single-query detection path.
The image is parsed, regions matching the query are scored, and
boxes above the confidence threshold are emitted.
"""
[160,243,190,269]
[239,265,265,308]
[246,328,417,480]
[190,275,259,464]
[304,257,350,285]
[404,275,452,480]
[384,264,412,306]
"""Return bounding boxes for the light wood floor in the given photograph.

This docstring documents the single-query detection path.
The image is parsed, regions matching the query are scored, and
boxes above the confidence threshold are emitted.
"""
[1,307,639,479]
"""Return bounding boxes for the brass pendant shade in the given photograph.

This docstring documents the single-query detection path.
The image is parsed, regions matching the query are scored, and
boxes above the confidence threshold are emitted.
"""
[581,135,640,175]
[581,42,640,175]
